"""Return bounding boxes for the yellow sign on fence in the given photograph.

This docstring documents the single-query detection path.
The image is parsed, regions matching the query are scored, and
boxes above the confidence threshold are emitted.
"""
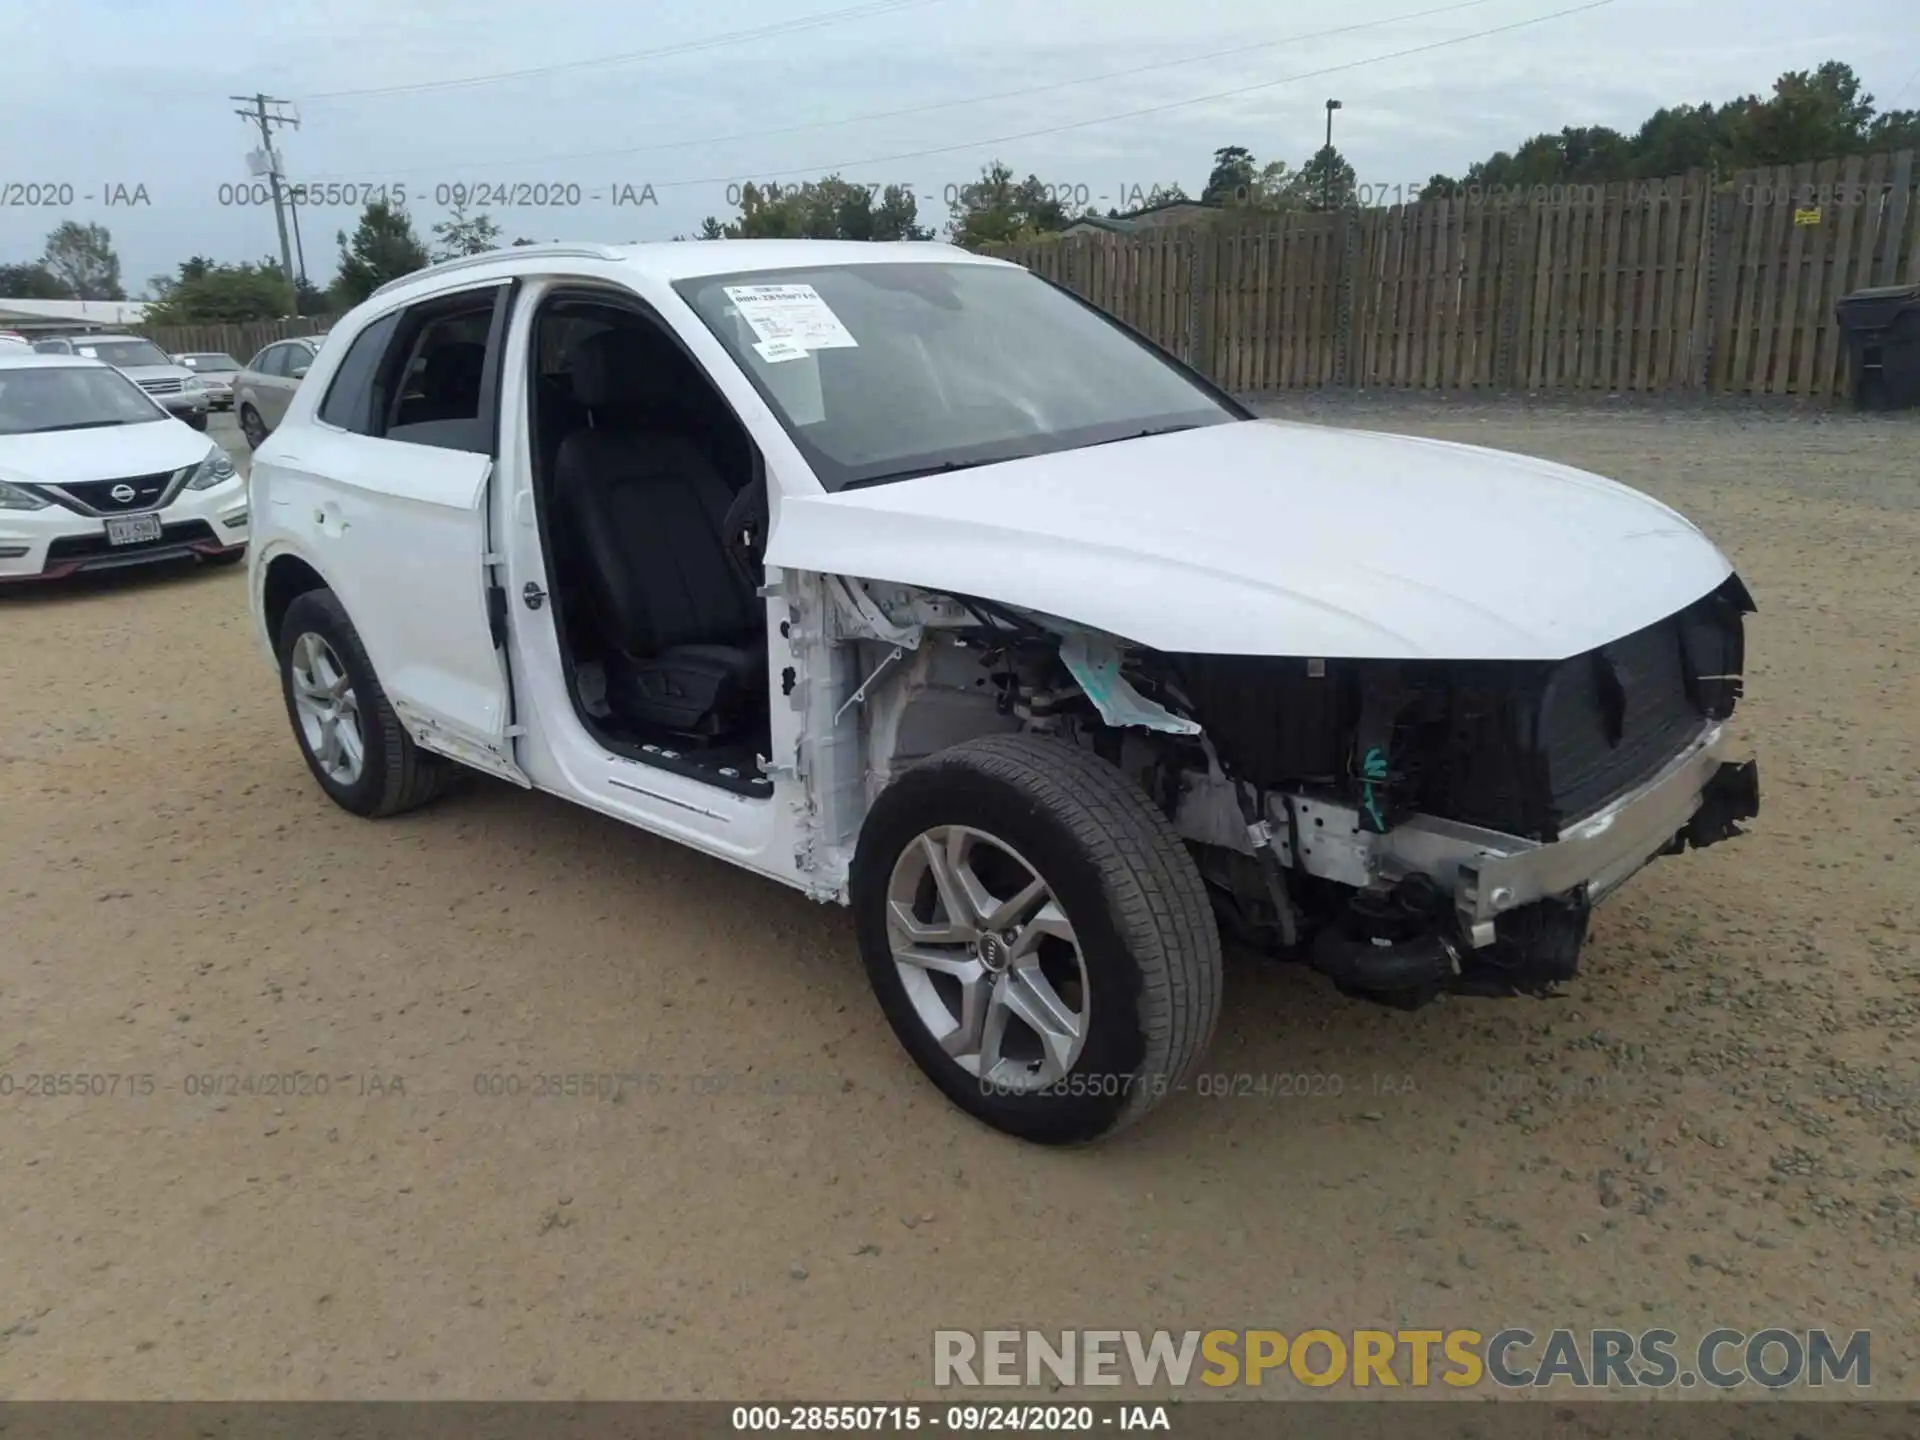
[1793,207,1823,226]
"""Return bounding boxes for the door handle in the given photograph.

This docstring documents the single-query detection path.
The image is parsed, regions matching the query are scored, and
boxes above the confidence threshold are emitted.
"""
[522,582,547,610]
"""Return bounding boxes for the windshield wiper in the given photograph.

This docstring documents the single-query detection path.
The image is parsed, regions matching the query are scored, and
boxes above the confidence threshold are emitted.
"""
[13,419,130,433]
[1083,423,1202,449]
[839,424,1206,490]
[841,456,1014,490]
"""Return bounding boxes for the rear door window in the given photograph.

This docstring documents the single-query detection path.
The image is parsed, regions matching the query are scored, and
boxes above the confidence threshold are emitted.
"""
[317,315,400,434]
[341,284,508,455]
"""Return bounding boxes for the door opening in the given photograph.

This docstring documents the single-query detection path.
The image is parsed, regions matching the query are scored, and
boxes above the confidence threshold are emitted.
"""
[527,293,773,798]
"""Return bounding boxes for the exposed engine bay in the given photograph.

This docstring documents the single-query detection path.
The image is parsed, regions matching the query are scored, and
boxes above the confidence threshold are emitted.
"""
[832,573,1761,1010]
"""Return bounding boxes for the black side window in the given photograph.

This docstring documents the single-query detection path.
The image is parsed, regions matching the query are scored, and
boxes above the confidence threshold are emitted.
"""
[378,288,505,454]
[246,346,273,373]
[260,346,289,377]
[317,315,400,433]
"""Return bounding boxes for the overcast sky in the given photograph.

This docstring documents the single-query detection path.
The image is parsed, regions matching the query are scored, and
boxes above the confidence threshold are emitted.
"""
[3,0,1916,293]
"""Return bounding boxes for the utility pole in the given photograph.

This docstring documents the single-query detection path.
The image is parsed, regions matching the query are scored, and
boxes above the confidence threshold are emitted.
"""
[231,93,300,311]
[1324,99,1343,211]
[288,189,309,291]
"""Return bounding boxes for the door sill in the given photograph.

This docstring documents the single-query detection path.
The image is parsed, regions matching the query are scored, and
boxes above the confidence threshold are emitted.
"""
[594,728,774,800]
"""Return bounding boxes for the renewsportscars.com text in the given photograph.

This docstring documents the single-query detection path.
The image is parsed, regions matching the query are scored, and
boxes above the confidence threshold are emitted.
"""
[933,1327,1871,1391]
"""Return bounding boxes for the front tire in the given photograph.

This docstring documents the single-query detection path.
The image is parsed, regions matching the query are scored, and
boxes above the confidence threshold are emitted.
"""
[277,589,454,818]
[852,734,1222,1144]
[239,404,269,450]
[185,412,209,432]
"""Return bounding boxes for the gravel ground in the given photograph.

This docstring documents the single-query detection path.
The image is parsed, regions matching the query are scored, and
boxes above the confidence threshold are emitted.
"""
[0,402,1914,1401]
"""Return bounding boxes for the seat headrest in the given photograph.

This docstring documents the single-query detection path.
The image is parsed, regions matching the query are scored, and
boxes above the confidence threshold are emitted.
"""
[569,327,689,414]
[420,340,486,400]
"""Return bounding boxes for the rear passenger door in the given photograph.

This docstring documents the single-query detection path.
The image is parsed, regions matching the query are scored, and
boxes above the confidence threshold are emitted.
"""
[295,282,528,785]
[255,344,301,426]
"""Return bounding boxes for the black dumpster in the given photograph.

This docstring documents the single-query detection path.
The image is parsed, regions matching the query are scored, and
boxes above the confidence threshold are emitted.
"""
[1834,282,1920,410]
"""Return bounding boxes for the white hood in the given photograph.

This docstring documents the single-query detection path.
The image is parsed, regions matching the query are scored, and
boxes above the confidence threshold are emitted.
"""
[0,420,213,487]
[767,418,1736,661]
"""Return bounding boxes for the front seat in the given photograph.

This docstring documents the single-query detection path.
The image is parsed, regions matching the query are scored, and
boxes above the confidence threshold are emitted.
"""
[551,328,763,736]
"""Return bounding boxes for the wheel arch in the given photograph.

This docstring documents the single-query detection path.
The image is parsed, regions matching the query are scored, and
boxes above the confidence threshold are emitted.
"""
[261,551,332,659]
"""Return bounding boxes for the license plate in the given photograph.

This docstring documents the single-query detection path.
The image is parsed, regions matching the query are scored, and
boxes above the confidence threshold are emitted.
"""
[105,514,163,546]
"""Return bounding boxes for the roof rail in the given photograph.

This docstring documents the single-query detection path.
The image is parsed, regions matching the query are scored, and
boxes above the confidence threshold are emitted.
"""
[369,243,628,300]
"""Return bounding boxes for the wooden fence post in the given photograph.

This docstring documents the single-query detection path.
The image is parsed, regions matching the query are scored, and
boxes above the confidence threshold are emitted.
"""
[1189,226,1217,381]
[1697,165,1720,390]
[1335,204,1357,387]
[1495,204,1525,389]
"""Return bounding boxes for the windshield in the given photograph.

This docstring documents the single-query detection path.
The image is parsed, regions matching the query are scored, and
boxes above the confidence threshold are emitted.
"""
[72,338,173,369]
[182,353,240,372]
[676,263,1241,490]
[0,365,166,434]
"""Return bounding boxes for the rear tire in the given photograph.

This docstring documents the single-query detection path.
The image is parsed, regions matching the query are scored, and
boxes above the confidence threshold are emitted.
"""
[851,734,1222,1144]
[278,589,455,818]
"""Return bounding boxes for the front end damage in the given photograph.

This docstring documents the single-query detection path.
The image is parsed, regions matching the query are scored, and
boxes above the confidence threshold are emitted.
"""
[829,572,1759,1009]
[1142,572,1761,1005]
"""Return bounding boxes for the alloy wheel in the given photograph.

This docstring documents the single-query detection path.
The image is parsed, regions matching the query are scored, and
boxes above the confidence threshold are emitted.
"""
[885,825,1089,1091]
[288,632,365,786]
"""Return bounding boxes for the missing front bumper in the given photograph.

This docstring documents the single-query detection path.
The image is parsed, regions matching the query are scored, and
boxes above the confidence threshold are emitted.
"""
[1431,727,1756,945]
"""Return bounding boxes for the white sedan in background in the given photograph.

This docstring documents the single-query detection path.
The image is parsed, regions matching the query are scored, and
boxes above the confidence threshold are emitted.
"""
[0,352,249,583]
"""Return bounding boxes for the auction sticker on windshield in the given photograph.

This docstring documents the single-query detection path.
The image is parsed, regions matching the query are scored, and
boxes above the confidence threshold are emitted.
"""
[724,284,859,352]
[752,338,811,364]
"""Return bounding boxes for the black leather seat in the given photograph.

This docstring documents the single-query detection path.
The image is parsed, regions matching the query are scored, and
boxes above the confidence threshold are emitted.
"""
[551,329,763,735]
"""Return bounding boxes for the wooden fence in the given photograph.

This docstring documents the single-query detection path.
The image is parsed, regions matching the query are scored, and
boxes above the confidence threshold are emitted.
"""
[1000,148,1920,403]
[134,316,336,362]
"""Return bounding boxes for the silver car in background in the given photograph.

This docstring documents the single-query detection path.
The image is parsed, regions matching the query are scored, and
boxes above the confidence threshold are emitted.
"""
[31,334,210,431]
[233,336,322,449]
[172,352,243,411]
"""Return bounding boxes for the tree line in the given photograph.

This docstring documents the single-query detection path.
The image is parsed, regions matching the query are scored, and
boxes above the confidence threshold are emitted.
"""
[4,58,1910,324]
[1420,61,1918,197]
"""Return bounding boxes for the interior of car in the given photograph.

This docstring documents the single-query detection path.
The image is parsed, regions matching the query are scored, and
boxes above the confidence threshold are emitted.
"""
[529,294,772,796]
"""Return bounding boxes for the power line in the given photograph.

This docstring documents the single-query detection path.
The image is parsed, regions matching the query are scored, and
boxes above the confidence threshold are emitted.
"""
[300,0,1495,182]
[1886,58,1920,109]
[303,0,946,101]
[635,0,1621,192]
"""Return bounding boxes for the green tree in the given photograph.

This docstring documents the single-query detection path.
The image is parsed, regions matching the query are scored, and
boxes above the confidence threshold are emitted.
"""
[0,261,73,298]
[945,162,1077,247]
[143,258,301,324]
[1243,160,1300,210]
[293,273,330,317]
[1201,145,1258,205]
[40,221,124,300]
[331,199,430,308]
[430,199,504,261]
[1422,59,1914,198]
[704,176,931,241]
[1730,61,1876,165]
[1626,105,1733,177]
[1281,145,1358,211]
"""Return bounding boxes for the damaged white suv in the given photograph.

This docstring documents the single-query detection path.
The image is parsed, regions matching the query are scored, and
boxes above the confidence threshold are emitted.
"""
[247,240,1759,1143]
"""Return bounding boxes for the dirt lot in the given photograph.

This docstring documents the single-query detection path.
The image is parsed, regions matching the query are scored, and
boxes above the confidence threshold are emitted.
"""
[1,401,1915,1401]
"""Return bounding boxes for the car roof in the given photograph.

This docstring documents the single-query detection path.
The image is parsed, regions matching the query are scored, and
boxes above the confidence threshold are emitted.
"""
[0,351,112,372]
[369,239,1008,305]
